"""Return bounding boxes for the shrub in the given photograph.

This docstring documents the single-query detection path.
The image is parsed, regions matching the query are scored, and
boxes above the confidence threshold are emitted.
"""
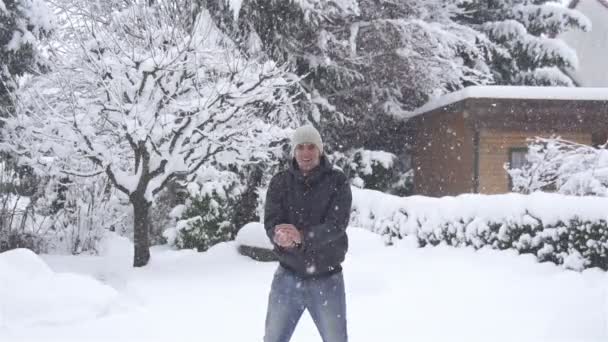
[168,188,239,252]
[507,137,608,196]
[0,230,45,254]
[415,216,608,271]
[1,175,130,255]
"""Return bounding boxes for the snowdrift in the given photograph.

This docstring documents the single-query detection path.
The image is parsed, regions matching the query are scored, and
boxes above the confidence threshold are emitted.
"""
[0,248,120,328]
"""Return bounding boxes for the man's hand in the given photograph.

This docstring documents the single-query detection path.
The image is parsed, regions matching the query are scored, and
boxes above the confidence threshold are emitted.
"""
[274,224,302,248]
[273,228,292,247]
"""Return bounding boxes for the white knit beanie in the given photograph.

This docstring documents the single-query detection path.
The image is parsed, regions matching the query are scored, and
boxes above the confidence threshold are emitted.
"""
[291,124,323,155]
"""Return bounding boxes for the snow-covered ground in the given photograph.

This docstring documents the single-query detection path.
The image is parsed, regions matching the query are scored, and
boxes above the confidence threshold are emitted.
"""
[1,226,606,342]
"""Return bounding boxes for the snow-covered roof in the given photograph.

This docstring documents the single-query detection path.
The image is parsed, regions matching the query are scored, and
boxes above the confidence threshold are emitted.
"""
[411,85,608,117]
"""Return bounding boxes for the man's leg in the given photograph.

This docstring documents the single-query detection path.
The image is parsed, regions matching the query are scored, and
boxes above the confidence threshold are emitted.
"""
[264,266,306,342]
[306,272,348,342]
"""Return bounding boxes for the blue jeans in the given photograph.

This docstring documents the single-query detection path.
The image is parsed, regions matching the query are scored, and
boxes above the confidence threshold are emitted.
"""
[264,266,348,342]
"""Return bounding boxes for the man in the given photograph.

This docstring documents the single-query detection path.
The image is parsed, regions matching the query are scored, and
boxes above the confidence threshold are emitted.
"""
[263,124,352,342]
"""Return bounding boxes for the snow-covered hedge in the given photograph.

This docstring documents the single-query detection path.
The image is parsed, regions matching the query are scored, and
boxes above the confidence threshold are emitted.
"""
[351,188,608,271]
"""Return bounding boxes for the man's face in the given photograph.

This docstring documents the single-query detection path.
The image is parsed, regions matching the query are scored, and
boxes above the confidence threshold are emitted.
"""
[294,143,321,173]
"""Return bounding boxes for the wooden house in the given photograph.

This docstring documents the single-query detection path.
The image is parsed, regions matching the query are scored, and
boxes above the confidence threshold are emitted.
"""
[409,86,608,196]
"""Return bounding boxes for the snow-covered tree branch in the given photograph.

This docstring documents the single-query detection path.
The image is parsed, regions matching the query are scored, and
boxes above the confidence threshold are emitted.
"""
[507,137,608,196]
[457,0,591,86]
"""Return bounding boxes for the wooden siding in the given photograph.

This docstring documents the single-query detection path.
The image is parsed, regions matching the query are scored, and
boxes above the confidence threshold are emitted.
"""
[410,97,608,196]
[413,108,475,196]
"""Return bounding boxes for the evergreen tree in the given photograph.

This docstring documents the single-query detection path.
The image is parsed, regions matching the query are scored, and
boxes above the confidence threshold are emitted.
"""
[456,0,590,86]
[219,0,491,153]
[332,0,491,150]
[0,0,52,116]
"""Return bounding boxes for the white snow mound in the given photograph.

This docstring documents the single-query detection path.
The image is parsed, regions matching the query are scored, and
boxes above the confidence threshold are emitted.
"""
[0,248,120,328]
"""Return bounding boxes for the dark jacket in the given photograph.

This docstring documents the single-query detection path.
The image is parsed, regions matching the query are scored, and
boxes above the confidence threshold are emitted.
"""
[264,156,352,278]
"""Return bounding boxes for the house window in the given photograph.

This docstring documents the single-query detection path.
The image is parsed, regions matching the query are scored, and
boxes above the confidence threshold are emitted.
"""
[508,147,528,191]
[509,147,529,170]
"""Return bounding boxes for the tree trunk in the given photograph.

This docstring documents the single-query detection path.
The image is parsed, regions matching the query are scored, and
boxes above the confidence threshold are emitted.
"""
[132,194,151,267]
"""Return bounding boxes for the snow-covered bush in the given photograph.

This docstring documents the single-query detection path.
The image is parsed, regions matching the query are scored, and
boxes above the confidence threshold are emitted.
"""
[171,190,236,252]
[0,229,44,254]
[0,174,130,255]
[416,216,608,272]
[0,158,39,196]
[330,149,412,195]
[349,188,608,271]
[0,187,46,253]
[43,176,130,255]
[507,137,608,196]
[164,167,241,252]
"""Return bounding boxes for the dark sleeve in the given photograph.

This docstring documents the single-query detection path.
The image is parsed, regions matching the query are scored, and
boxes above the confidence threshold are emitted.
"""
[264,173,286,243]
[302,172,352,249]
